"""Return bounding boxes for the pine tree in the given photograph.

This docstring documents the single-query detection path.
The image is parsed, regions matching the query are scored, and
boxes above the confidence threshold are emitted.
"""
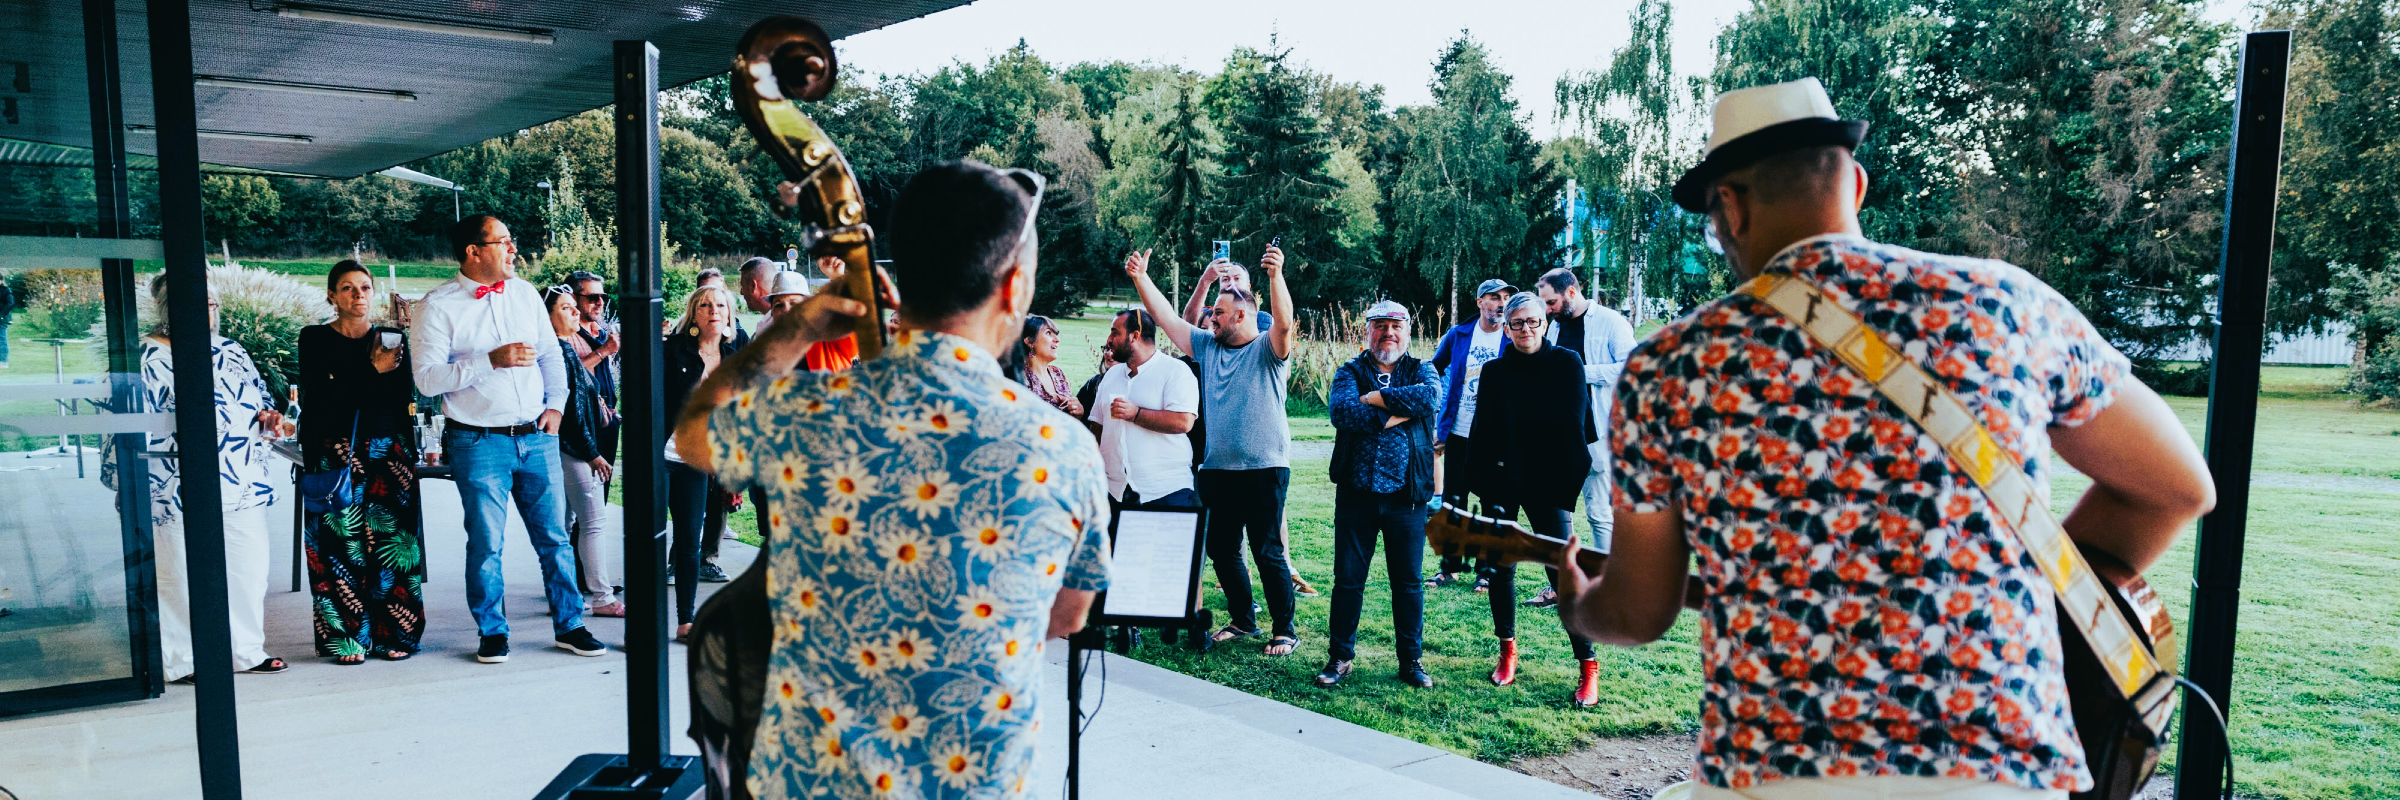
[1391,34,1543,326]
[1152,77,1217,305]
[1214,37,1356,304]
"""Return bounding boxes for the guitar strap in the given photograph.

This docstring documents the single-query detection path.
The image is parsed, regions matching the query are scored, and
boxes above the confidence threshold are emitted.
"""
[1741,271,2179,736]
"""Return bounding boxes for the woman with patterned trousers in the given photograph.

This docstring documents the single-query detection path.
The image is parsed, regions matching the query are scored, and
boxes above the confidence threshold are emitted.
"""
[297,260,427,664]
[1461,291,1603,706]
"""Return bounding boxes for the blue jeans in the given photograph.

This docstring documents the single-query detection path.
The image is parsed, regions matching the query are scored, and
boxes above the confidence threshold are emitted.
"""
[446,428,585,637]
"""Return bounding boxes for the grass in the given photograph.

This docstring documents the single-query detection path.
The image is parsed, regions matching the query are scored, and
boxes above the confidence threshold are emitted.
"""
[1116,364,2398,800]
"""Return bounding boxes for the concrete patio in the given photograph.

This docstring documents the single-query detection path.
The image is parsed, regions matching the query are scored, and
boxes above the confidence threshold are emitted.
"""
[0,473,1590,799]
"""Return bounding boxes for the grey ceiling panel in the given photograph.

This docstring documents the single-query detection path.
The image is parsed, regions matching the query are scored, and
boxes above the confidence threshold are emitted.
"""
[1,0,973,178]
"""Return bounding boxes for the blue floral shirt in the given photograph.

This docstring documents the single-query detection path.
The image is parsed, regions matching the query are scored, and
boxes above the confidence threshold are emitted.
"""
[709,329,1112,799]
[115,336,283,523]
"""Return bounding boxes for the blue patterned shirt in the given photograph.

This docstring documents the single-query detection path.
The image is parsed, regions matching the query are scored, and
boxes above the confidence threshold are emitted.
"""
[709,329,1112,799]
[115,336,283,523]
[1328,356,1442,495]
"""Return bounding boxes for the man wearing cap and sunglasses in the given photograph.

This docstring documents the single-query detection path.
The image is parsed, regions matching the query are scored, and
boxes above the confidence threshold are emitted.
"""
[1553,78,2214,799]
[1425,278,1518,588]
[1315,300,1442,689]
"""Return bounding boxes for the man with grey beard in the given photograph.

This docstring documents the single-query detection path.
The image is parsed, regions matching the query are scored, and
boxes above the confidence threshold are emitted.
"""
[1314,300,1443,688]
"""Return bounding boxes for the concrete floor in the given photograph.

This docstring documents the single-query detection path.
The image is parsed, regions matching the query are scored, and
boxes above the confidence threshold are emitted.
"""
[0,470,1589,799]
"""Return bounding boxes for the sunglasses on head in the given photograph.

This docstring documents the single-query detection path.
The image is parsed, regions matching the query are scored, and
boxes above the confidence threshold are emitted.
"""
[999,168,1046,247]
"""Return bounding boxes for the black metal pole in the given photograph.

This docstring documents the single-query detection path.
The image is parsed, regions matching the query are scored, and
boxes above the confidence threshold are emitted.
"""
[145,0,243,796]
[85,0,163,699]
[2176,29,2290,800]
[1068,635,1083,800]
[615,38,670,773]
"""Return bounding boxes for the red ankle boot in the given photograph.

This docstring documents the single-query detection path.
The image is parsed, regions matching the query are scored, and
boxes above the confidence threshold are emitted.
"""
[1573,658,1601,707]
[1490,639,1520,686]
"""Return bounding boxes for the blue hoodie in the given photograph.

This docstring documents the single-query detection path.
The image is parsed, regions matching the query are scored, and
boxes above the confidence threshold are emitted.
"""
[1428,319,1489,438]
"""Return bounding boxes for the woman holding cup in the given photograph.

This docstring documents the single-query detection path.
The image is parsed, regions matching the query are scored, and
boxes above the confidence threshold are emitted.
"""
[297,260,427,664]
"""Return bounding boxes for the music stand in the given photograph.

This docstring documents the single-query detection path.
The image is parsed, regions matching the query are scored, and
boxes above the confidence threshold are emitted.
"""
[1067,506,1208,800]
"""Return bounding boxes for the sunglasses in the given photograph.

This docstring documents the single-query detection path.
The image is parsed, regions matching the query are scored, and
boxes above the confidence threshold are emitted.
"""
[999,168,1046,248]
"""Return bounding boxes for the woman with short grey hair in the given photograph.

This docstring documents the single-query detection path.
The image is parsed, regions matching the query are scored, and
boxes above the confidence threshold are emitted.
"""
[120,274,291,681]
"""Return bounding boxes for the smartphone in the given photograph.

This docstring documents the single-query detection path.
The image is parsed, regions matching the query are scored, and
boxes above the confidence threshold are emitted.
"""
[1268,234,1281,250]
[1212,240,1231,262]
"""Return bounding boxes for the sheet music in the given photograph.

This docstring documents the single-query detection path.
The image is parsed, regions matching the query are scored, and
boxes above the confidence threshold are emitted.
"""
[1102,510,1200,619]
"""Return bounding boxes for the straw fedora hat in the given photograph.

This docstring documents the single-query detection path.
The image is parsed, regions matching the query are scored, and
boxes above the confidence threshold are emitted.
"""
[1672,77,1868,214]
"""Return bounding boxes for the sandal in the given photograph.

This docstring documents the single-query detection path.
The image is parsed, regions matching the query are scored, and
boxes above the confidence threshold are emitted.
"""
[1208,625,1258,644]
[377,649,414,662]
[1263,636,1300,657]
[245,657,290,674]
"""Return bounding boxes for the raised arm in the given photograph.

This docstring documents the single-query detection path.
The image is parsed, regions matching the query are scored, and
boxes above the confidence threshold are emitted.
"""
[1124,249,1196,355]
[1262,245,1296,360]
[1181,261,1219,326]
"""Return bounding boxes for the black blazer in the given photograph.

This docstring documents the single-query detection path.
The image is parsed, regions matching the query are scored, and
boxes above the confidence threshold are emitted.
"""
[1463,342,1596,511]
[557,338,606,463]
[662,328,747,427]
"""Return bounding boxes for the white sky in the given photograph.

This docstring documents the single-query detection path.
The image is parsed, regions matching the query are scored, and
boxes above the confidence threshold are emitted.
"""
[835,0,2257,135]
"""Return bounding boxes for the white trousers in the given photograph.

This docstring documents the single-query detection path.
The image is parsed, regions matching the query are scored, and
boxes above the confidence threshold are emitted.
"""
[559,457,619,607]
[156,504,272,681]
[1690,776,2066,800]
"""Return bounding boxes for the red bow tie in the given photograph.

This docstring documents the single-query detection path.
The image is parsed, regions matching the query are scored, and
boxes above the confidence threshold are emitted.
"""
[474,282,505,299]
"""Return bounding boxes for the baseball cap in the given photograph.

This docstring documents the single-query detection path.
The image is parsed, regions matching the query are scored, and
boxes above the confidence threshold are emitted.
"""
[1475,279,1517,297]
[1364,300,1409,322]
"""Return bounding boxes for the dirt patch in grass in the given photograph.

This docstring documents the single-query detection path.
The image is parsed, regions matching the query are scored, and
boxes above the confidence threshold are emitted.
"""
[1510,732,1696,798]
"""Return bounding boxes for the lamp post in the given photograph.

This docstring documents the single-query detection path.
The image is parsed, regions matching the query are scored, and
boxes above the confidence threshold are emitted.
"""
[536,180,554,245]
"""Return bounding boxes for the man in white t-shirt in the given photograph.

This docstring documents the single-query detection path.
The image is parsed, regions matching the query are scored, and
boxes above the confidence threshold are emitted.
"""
[1087,308,1200,509]
[1426,278,1515,586]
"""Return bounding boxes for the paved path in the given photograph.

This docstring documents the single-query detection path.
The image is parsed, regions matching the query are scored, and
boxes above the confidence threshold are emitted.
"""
[0,473,1587,799]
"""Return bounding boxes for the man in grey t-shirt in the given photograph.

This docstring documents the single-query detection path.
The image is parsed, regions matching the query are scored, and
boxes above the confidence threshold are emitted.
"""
[1125,244,1302,656]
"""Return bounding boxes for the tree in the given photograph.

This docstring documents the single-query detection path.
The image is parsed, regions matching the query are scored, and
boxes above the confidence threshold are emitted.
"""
[1557,0,1712,324]
[1211,37,1363,305]
[1390,34,1542,325]
[2261,0,2400,393]
[200,174,283,255]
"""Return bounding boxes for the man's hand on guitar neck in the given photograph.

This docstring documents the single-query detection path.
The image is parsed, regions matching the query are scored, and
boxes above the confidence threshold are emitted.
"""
[673,265,898,470]
[1555,509,1695,647]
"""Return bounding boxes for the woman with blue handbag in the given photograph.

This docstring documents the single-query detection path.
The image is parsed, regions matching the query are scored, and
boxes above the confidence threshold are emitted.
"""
[298,260,427,665]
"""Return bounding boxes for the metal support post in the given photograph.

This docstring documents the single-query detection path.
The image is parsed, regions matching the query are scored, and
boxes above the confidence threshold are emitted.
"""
[2176,29,2291,800]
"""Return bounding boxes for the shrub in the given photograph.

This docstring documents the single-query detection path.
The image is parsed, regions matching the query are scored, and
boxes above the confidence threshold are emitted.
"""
[2337,265,2400,406]
[523,218,700,322]
[5,269,106,340]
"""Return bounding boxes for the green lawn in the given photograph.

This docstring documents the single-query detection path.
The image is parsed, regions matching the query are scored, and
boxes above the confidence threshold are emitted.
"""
[1123,365,2399,800]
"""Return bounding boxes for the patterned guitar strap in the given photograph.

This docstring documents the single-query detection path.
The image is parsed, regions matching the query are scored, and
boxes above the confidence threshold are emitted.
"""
[1742,272,2180,740]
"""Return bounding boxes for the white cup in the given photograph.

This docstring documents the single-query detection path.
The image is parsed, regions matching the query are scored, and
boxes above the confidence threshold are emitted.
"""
[378,331,403,349]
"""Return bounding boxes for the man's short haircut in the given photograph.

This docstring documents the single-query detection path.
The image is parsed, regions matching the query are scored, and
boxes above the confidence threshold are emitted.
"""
[567,270,605,288]
[738,257,778,280]
[1538,267,1579,294]
[696,267,724,285]
[1114,308,1156,343]
[1723,145,1853,208]
[1217,285,1257,310]
[326,259,371,290]
[447,214,502,262]
[888,160,1038,322]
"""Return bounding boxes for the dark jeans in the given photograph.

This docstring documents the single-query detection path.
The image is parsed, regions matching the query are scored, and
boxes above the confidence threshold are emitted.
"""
[1486,502,1595,660]
[1438,434,1472,575]
[1329,486,1426,664]
[1195,467,1295,638]
[701,480,732,561]
[666,462,710,624]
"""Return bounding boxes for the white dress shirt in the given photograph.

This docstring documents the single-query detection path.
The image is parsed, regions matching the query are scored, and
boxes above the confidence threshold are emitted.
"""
[410,274,566,427]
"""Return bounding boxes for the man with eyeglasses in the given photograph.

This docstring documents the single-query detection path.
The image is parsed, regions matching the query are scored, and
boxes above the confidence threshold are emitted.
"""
[1315,300,1441,689]
[1425,278,1517,589]
[674,161,1110,798]
[1126,238,1302,657]
[412,215,607,663]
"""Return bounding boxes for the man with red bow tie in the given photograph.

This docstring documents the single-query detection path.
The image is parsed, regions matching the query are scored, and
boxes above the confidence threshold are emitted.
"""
[412,214,608,664]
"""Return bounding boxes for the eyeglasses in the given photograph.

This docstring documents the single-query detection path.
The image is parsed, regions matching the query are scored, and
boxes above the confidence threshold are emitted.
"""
[475,237,516,249]
[999,168,1046,248]
[1505,319,1544,331]
[577,293,608,303]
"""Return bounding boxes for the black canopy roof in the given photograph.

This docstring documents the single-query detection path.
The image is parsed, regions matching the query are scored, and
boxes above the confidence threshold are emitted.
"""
[2,0,972,178]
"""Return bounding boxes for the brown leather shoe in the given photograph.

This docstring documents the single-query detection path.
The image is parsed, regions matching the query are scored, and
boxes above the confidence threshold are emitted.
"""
[1490,639,1519,686]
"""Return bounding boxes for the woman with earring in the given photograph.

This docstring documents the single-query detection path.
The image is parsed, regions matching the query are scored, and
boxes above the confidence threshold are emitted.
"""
[298,260,427,664]
[1012,315,1083,419]
[662,286,741,641]
[546,285,624,618]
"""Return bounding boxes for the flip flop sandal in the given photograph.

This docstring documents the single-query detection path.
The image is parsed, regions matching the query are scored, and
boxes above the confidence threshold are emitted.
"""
[377,649,414,662]
[245,657,290,674]
[1208,625,1258,644]
[1262,636,1301,657]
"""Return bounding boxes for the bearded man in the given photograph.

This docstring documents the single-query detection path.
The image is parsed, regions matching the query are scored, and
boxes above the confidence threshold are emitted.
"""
[1313,300,1443,688]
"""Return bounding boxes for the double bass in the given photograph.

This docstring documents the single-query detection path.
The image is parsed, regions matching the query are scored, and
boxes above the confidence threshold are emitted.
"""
[686,16,881,800]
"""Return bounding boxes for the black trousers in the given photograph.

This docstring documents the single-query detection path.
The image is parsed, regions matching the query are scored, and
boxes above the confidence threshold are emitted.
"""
[1328,485,1426,664]
[1438,434,1473,575]
[1486,502,1595,660]
[1195,467,1295,638]
[665,462,710,624]
[701,480,732,561]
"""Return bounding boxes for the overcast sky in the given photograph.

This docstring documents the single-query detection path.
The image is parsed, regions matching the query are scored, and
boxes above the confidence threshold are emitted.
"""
[835,0,2257,135]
